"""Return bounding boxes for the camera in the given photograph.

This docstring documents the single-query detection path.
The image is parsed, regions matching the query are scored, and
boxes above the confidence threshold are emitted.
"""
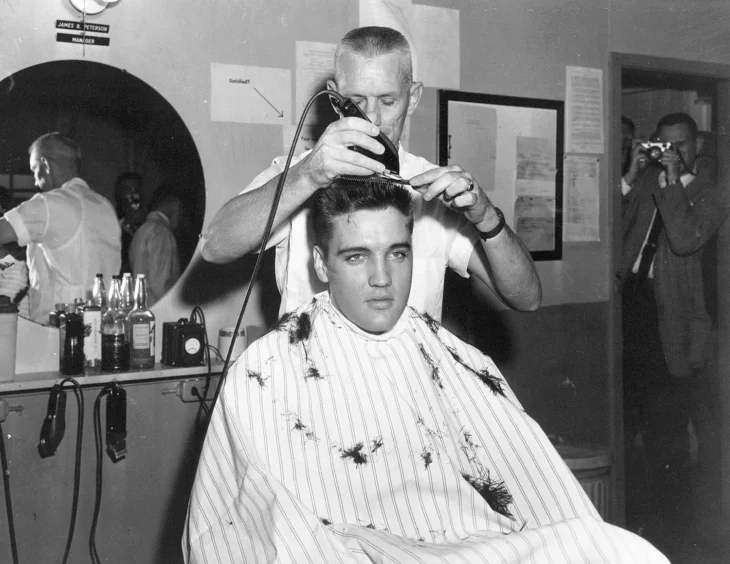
[640,141,673,162]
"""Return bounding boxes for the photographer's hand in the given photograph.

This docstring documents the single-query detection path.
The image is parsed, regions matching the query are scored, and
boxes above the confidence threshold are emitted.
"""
[660,145,682,185]
[623,139,647,186]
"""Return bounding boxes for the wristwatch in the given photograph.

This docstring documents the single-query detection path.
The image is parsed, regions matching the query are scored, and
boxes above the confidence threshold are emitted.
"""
[478,207,506,241]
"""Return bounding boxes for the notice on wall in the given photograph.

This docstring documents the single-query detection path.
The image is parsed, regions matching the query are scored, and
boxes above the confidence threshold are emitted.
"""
[565,66,604,154]
[563,155,600,242]
[283,124,326,156]
[359,0,460,89]
[514,195,555,252]
[210,63,291,125]
[515,136,557,197]
[447,103,497,192]
[296,41,336,125]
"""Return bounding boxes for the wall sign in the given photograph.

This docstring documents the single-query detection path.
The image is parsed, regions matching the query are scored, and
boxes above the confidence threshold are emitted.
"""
[56,20,110,33]
[56,32,110,46]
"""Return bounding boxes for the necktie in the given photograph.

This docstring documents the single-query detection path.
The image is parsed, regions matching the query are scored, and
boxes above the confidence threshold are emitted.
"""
[637,209,663,279]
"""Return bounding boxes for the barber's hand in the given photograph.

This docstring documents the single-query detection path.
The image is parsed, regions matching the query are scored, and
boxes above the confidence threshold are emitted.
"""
[408,165,492,226]
[297,117,386,189]
[659,144,682,185]
[623,139,648,186]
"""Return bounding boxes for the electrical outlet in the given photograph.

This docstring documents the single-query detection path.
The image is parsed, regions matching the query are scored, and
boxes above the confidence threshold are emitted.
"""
[179,378,208,403]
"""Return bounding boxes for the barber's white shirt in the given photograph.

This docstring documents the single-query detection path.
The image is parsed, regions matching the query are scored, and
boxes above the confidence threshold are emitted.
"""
[5,178,121,323]
[235,147,478,321]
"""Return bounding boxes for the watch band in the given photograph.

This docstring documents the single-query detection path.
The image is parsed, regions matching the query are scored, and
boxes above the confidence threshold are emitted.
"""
[478,207,506,241]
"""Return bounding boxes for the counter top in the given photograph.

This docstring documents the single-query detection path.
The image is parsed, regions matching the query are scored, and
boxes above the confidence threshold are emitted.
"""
[0,361,225,394]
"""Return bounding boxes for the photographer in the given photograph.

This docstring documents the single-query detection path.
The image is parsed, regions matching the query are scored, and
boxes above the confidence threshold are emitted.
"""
[619,113,729,512]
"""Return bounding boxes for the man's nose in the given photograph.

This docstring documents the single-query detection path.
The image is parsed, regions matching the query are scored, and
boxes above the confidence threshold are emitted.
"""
[369,259,391,287]
[364,99,381,127]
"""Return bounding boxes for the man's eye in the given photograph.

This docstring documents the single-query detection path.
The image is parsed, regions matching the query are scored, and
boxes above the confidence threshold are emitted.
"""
[346,254,364,263]
[390,251,408,260]
[381,99,396,107]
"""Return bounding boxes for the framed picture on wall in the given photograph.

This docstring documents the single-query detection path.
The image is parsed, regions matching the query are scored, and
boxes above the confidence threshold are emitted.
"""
[438,90,564,261]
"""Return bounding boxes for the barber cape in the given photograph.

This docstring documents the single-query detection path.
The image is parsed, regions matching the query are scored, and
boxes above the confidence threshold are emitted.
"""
[184,292,666,563]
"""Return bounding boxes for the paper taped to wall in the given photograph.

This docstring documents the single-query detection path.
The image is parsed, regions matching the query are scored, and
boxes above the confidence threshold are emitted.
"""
[211,63,291,125]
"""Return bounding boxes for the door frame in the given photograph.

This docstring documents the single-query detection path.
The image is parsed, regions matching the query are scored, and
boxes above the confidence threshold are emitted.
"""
[610,52,730,522]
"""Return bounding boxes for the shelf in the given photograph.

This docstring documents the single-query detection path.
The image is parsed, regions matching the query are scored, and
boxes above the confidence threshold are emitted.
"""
[0,361,224,394]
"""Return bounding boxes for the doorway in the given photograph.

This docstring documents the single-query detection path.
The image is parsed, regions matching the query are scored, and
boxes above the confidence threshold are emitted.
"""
[611,53,730,561]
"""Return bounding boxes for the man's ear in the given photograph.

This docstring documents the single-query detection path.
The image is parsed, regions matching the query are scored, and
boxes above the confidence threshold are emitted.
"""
[326,80,342,117]
[407,81,423,117]
[40,157,51,175]
[313,245,330,284]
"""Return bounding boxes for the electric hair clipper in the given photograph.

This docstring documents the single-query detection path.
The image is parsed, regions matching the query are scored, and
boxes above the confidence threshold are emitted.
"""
[328,93,407,183]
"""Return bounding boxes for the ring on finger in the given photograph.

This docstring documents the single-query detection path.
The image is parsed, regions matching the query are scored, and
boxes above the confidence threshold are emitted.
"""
[466,180,474,192]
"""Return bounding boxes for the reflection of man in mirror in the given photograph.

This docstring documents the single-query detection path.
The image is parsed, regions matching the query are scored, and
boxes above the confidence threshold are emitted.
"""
[129,183,182,306]
[114,172,145,274]
[0,132,121,323]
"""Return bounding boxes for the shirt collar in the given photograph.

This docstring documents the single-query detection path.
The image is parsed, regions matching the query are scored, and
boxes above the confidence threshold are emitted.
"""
[658,169,696,189]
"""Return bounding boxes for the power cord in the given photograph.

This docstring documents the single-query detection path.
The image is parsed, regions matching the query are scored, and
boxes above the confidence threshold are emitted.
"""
[189,306,213,430]
[37,378,84,564]
[90,382,124,564]
[207,89,338,414]
[0,418,19,564]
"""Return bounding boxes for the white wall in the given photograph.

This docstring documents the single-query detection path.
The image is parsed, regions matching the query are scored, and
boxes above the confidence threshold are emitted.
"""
[2,0,730,343]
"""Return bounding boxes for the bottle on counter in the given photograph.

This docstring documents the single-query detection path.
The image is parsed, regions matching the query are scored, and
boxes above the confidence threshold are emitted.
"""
[107,274,119,309]
[92,273,107,312]
[61,310,84,376]
[49,302,65,328]
[73,297,85,314]
[101,275,130,373]
[83,299,102,375]
[57,304,75,370]
[127,274,155,370]
[120,273,135,317]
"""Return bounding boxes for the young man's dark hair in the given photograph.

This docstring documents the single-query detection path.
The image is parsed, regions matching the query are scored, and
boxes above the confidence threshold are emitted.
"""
[311,178,413,254]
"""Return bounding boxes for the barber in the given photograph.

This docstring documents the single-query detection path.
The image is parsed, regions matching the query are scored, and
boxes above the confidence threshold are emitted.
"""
[201,26,540,321]
[0,132,121,323]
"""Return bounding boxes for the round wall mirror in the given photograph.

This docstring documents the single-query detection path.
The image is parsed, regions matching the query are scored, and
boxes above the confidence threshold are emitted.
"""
[0,60,205,319]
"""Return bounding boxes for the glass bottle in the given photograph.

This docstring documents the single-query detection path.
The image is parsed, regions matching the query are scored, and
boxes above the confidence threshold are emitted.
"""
[73,297,85,314]
[127,274,155,370]
[57,304,75,370]
[120,273,135,317]
[107,274,120,309]
[61,311,84,375]
[101,276,130,372]
[83,299,102,375]
[49,302,65,328]
[92,273,107,312]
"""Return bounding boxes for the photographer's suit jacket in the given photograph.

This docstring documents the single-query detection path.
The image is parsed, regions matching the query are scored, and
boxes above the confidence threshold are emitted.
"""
[620,165,728,377]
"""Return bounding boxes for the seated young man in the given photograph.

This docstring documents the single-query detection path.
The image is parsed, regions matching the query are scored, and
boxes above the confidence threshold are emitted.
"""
[184,179,666,563]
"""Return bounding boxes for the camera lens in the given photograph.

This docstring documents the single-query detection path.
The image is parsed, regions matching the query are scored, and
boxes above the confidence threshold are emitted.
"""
[648,147,663,161]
